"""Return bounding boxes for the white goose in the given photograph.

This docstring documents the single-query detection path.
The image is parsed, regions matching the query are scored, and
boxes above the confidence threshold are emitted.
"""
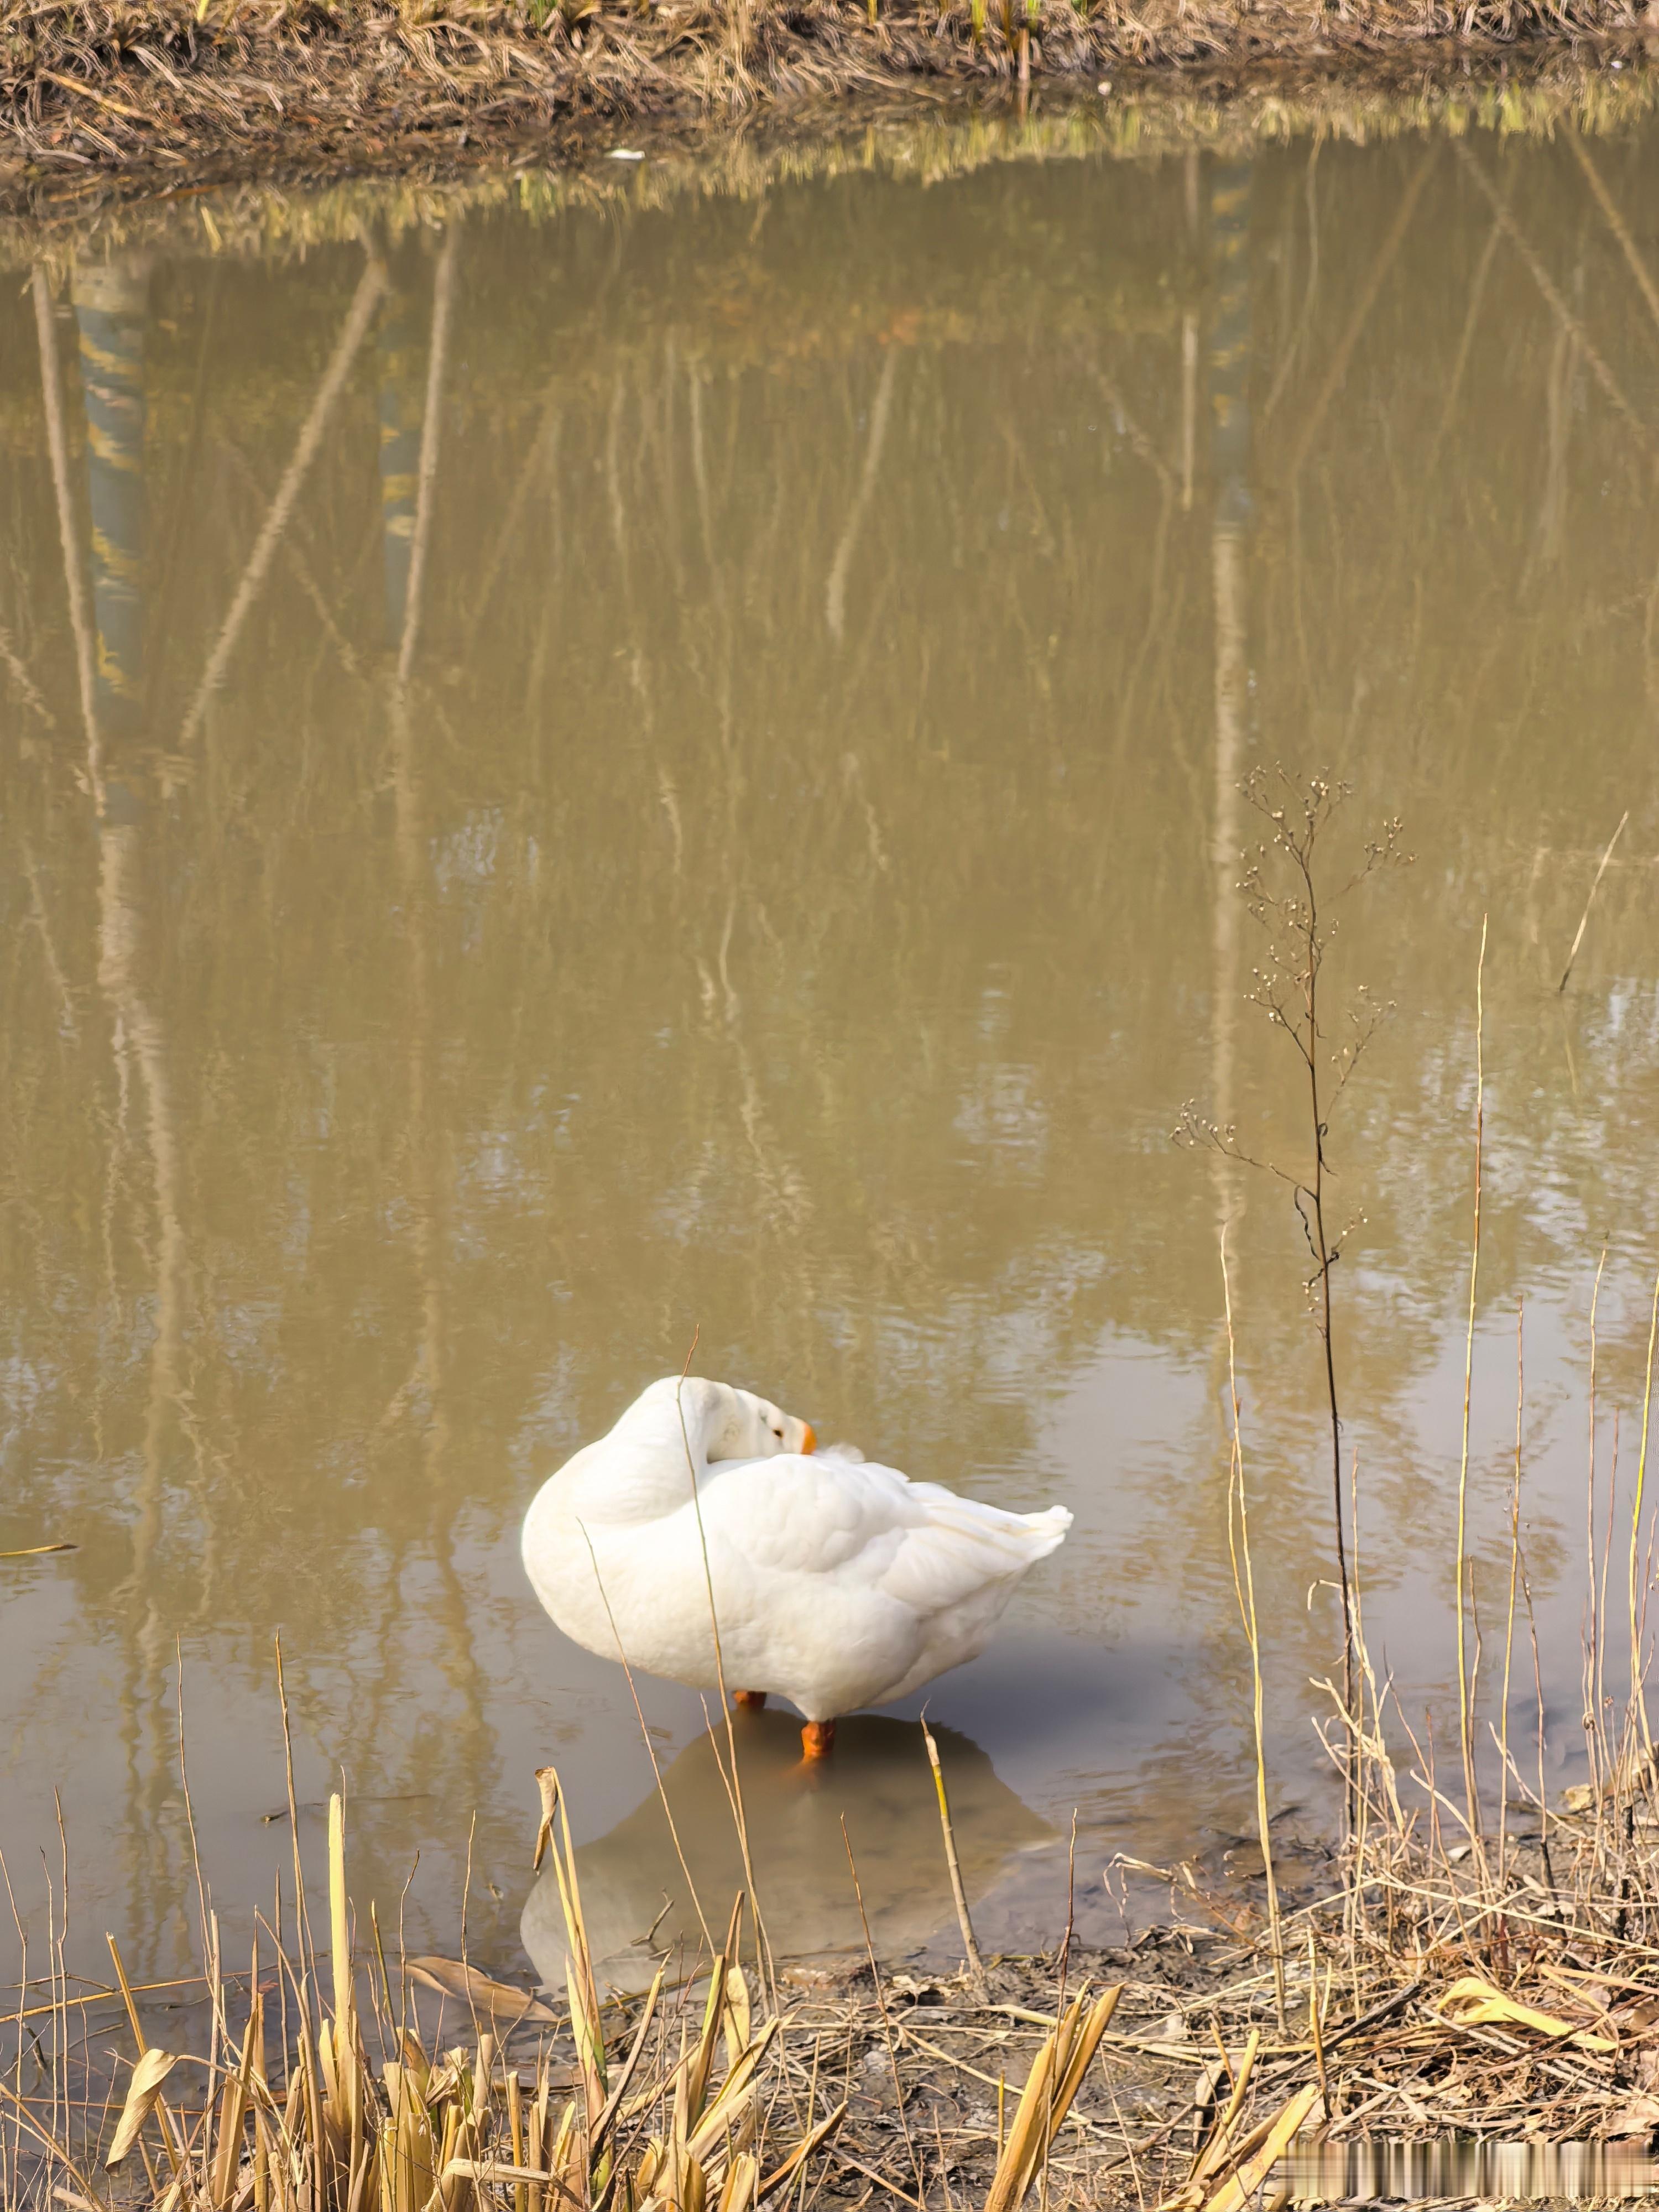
[521,1375,1072,1758]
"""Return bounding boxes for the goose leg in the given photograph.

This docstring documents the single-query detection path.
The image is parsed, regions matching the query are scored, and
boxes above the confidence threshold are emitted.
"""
[733,1689,767,1711]
[801,1719,837,1760]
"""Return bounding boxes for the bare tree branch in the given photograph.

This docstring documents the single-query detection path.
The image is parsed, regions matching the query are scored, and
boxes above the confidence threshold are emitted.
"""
[1173,762,1415,1799]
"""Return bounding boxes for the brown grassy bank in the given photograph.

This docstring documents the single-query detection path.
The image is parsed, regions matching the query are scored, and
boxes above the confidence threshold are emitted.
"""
[2,43,1657,241]
[13,1739,1659,2212]
[0,0,1654,207]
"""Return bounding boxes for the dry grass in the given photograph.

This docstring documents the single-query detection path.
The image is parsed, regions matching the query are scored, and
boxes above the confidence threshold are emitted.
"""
[2,46,1655,232]
[0,1759,1133,2212]
[14,1750,1659,2212]
[16,1517,1659,2212]
[0,0,1655,199]
[13,1619,1659,2212]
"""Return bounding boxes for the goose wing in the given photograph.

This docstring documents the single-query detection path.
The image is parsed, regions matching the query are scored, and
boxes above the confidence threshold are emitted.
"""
[697,1452,1071,1612]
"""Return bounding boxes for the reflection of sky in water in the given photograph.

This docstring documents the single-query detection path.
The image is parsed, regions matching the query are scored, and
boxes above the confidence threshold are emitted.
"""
[2,109,1659,1986]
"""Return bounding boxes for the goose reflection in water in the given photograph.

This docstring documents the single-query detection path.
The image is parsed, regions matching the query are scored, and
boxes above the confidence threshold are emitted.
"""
[522,1710,1051,1995]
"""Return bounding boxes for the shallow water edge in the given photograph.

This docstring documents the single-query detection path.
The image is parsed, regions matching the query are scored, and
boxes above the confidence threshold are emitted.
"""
[3,22,1656,217]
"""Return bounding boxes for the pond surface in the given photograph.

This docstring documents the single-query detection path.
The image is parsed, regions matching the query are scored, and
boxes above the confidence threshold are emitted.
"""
[5,93,1659,1992]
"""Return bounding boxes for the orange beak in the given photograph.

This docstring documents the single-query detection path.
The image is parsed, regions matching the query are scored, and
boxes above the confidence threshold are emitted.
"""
[800,1422,817,1456]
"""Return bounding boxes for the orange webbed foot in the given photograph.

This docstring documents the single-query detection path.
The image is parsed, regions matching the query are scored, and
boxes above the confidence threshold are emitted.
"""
[800,1719,837,1760]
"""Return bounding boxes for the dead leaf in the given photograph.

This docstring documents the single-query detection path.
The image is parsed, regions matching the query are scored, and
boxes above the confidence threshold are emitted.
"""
[723,1963,751,2068]
[445,2159,557,2183]
[107,2047,177,2167]
[533,1766,560,1872]
[407,1957,557,2027]
[1437,1975,1618,2053]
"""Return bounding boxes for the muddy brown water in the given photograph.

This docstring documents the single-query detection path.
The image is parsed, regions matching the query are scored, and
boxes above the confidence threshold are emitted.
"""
[4,102,1659,1996]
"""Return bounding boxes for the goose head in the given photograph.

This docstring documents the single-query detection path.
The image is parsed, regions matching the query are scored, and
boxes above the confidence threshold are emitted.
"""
[676,1376,816,1463]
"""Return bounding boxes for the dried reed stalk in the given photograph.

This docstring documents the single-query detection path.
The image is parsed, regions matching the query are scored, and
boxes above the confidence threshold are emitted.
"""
[922,1718,990,2002]
[1218,1225,1285,2030]
[1454,916,1487,1860]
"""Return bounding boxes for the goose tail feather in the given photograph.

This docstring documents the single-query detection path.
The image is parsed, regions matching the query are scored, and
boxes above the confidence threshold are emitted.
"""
[1019,1504,1073,1559]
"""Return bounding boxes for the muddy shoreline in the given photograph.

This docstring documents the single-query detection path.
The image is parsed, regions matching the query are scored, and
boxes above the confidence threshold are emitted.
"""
[0,0,1655,218]
[17,1807,1659,2211]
